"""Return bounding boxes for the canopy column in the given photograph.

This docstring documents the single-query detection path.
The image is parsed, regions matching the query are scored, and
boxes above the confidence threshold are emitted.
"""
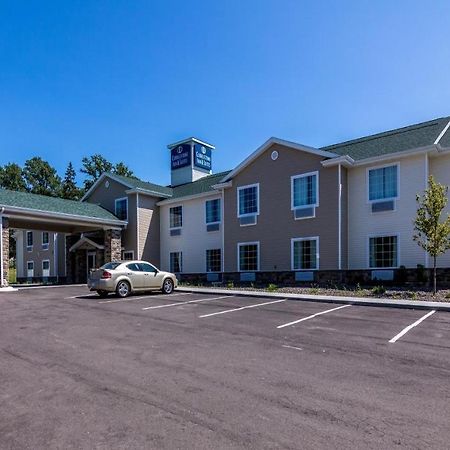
[1,216,9,287]
[104,229,121,262]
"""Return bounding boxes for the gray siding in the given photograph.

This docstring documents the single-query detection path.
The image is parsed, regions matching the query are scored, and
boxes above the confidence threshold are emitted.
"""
[224,143,341,272]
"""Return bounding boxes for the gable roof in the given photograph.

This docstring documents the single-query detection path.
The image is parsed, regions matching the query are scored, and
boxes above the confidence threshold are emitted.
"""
[320,117,450,161]
[81,172,172,201]
[0,188,124,224]
[221,137,338,182]
[170,171,232,199]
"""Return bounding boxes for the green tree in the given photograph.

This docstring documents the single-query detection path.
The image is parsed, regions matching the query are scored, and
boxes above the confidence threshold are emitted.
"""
[413,175,450,293]
[0,163,27,191]
[60,162,82,200]
[114,162,135,178]
[81,154,134,191]
[23,157,61,196]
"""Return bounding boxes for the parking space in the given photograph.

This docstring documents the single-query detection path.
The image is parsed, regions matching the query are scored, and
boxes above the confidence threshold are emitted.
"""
[1,285,450,449]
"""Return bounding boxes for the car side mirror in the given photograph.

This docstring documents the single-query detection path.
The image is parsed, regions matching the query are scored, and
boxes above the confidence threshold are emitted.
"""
[154,270,158,276]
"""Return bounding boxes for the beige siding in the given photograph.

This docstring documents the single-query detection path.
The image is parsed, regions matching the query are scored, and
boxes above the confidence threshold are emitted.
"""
[224,143,340,272]
[160,194,223,273]
[137,194,161,265]
[348,155,427,269]
[429,152,450,267]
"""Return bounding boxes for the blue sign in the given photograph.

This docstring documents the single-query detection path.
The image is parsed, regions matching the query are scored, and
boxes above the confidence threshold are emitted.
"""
[194,144,212,171]
[171,144,191,170]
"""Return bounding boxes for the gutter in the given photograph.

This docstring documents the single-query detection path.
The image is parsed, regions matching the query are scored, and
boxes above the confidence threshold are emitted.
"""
[0,205,127,228]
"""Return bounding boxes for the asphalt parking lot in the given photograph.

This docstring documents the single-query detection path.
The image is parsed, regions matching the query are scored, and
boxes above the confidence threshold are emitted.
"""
[1,286,449,449]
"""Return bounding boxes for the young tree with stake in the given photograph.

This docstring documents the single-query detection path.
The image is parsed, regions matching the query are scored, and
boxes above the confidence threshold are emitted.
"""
[413,176,450,294]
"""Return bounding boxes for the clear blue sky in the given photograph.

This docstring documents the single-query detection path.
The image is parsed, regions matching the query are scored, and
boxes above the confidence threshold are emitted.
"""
[1,0,450,186]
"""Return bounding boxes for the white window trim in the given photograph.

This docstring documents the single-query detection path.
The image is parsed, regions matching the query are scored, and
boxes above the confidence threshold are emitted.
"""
[366,162,400,204]
[367,233,400,269]
[205,198,222,225]
[42,259,51,276]
[170,251,183,273]
[237,241,260,272]
[291,171,319,210]
[237,183,260,218]
[115,197,129,221]
[42,232,49,250]
[205,248,222,273]
[27,260,34,275]
[122,250,134,260]
[169,205,183,230]
[291,237,320,271]
[26,231,33,251]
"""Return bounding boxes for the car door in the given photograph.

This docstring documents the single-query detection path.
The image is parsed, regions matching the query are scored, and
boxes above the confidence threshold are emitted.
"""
[125,263,145,289]
[138,263,163,289]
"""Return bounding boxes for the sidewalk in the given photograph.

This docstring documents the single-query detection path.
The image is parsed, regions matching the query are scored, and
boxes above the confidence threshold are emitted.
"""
[177,286,450,312]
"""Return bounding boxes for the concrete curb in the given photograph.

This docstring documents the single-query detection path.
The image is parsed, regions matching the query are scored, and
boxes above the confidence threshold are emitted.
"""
[0,286,18,292]
[177,286,450,312]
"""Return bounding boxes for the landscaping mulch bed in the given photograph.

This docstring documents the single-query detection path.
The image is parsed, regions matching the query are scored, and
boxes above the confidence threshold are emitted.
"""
[182,283,450,302]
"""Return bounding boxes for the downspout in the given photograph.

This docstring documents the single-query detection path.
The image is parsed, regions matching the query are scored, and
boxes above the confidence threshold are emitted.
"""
[424,153,429,268]
[221,188,225,275]
[0,207,4,287]
[338,165,342,271]
[136,193,140,259]
[54,233,59,283]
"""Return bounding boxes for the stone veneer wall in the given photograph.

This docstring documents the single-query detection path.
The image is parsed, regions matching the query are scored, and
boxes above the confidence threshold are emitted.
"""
[179,268,450,289]
[104,229,122,262]
[1,217,9,287]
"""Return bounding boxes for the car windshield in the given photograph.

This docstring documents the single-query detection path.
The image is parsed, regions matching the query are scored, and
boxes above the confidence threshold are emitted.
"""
[102,262,122,270]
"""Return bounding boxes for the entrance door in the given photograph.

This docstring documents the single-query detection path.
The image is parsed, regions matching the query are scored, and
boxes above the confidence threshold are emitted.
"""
[42,260,50,278]
[87,252,96,278]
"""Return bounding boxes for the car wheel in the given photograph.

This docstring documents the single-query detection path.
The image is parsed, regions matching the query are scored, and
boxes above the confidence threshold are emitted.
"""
[162,278,174,294]
[97,290,109,298]
[116,280,131,298]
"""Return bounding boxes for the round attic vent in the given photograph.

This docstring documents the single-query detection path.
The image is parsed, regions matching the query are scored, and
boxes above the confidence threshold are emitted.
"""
[271,150,279,161]
[105,180,110,188]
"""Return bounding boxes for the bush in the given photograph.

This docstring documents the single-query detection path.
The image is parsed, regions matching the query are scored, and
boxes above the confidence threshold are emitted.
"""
[445,292,450,299]
[267,283,278,292]
[227,281,234,289]
[371,285,386,296]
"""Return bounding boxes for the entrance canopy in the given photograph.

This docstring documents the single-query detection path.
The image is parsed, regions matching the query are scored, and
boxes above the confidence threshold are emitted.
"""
[0,188,126,233]
[0,188,127,287]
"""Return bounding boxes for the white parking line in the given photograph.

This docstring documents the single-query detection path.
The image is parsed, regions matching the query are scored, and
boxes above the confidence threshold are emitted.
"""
[142,295,231,310]
[389,310,436,343]
[199,299,286,318]
[282,344,303,351]
[99,292,192,304]
[277,304,351,329]
[65,294,98,299]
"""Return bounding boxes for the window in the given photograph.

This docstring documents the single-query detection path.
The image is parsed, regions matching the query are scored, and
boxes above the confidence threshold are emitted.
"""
[291,238,319,270]
[368,165,398,201]
[170,206,183,229]
[122,251,134,261]
[206,199,221,224]
[138,262,158,273]
[206,249,222,272]
[42,260,50,277]
[27,261,34,277]
[115,197,128,221]
[127,263,141,272]
[42,232,49,250]
[369,236,398,268]
[291,172,318,209]
[238,242,259,272]
[26,231,33,251]
[237,184,259,217]
[170,252,182,273]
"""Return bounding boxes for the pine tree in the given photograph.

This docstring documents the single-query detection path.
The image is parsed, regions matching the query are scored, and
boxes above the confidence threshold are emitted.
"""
[60,162,82,200]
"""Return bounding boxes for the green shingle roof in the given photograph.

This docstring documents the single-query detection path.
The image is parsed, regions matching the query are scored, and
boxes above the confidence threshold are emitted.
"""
[320,117,450,161]
[0,188,122,222]
[108,173,173,197]
[171,171,231,199]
